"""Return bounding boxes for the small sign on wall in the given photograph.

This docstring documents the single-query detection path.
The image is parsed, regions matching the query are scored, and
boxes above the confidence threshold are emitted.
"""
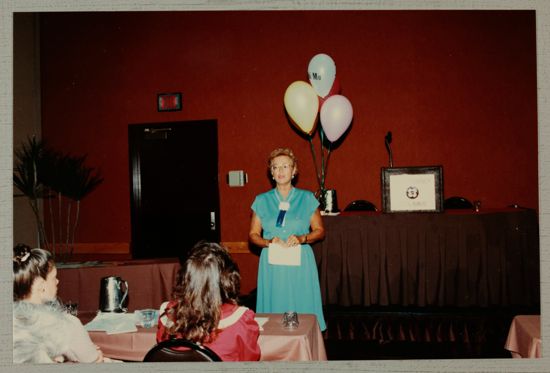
[227,170,248,187]
[381,166,443,213]
[157,92,182,112]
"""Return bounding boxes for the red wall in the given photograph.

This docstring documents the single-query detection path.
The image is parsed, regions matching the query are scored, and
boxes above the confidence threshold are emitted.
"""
[39,10,538,246]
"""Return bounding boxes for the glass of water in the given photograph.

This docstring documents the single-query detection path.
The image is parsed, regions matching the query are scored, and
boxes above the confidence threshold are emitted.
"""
[138,309,158,328]
[282,311,299,329]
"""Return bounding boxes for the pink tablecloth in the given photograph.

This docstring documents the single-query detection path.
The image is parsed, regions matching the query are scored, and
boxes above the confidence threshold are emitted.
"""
[85,313,326,361]
[256,313,327,361]
[504,315,541,358]
[57,259,180,312]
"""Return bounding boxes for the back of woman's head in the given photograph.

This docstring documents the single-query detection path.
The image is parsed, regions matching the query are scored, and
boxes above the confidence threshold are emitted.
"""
[218,246,241,304]
[13,244,54,301]
[170,241,241,343]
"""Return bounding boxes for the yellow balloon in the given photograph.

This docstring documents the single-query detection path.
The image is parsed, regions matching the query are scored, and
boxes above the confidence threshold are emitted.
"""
[283,81,319,135]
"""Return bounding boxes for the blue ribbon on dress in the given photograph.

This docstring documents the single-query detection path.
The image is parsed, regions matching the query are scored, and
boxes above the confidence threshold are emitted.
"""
[276,209,287,227]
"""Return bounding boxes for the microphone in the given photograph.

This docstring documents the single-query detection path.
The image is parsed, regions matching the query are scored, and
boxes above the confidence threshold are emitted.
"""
[385,131,393,167]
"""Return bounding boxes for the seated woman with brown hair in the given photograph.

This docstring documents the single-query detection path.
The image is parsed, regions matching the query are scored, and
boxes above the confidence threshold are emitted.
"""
[12,244,108,363]
[156,241,261,361]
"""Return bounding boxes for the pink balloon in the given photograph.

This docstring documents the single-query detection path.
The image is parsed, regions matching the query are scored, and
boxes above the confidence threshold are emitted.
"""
[320,95,353,142]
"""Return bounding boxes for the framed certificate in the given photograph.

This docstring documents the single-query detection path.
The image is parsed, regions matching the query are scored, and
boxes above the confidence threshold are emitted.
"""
[381,166,443,213]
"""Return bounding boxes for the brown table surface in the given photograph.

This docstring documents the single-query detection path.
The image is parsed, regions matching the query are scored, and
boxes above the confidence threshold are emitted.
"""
[81,312,326,361]
[504,315,541,358]
[312,208,540,308]
[57,258,180,312]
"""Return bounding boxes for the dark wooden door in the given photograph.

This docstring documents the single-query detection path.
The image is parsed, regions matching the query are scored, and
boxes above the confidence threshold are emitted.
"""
[128,120,220,259]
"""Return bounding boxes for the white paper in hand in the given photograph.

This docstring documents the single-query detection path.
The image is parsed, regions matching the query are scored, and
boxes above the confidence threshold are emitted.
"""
[268,242,301,266]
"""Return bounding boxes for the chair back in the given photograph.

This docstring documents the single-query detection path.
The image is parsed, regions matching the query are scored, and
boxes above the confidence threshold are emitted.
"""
[344,199,377,212]
[143,338,222,362]
[444,196,473,209]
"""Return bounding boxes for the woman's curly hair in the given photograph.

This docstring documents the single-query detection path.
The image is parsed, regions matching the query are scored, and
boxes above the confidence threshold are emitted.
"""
[268,148,298,171]
[167,241,241,344]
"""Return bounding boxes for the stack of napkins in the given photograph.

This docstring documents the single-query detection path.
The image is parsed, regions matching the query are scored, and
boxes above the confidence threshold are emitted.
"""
[84,312,138,334]
[254,317,269,331]
[268,243,301,266]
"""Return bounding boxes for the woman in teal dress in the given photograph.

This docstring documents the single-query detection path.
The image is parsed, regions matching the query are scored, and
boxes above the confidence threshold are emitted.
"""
[249,148,326,331]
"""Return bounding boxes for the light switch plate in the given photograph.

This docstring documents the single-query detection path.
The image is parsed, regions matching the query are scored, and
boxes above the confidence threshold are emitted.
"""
[228,170,247,187]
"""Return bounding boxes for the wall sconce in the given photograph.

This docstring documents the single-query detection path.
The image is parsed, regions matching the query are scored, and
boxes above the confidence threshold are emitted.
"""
[227,170,248,187]
[157,92,182,112]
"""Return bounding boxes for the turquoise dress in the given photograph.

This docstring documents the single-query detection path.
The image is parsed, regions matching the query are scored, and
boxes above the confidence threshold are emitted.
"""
[251,187,326,331]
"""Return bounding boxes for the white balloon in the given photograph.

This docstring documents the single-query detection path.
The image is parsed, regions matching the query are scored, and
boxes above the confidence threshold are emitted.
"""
[320,95,353,142]
[308,53,336,98]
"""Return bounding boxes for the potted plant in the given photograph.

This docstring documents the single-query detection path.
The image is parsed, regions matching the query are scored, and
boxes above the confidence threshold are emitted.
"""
[13,137,103,260]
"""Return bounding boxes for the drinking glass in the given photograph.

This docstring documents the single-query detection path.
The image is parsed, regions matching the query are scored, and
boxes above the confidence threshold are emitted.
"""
[138,309,158,328]
[282,311,299,329]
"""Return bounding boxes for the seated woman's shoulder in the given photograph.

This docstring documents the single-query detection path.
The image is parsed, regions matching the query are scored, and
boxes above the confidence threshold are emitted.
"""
[14,300,65,321]
[236,306,258,329]
[13,301,73,363]
[242,308,258,325]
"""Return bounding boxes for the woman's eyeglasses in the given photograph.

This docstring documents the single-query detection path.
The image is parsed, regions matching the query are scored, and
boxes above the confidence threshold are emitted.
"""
[270,164,293,172]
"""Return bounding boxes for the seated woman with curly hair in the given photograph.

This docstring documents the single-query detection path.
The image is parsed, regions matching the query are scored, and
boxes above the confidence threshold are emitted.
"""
[156,241,261,361]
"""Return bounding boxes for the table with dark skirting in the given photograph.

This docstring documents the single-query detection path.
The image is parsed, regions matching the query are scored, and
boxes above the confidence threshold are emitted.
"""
[313,208,539,308]
[312,208,540,355]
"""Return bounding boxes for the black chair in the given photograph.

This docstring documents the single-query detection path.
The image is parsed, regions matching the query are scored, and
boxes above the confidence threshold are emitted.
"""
[143,338,222,362]
[344,199,377,212]
[444,196,474,209]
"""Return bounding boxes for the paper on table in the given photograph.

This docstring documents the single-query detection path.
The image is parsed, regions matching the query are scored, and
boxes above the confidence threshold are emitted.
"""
[254,317,269,331]
[84,311,138,334]
[267,243,301,266]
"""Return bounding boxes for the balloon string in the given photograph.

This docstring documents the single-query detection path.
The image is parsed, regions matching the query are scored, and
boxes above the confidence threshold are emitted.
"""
[323,144,332,188]
[308,137,322,190]
[319,127,333,191]
[319,127,325,191]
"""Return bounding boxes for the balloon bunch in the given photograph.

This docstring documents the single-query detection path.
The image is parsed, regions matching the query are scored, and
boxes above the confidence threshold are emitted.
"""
[283,53,353,193]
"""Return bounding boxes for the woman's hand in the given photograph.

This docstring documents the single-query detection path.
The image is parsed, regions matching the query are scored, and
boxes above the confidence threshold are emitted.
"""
[250,212,276,248]
[271,236,283,245]
[94,345,104,363]
[285,234,303,247]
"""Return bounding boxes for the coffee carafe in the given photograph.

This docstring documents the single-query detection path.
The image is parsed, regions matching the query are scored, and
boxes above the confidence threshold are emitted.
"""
[99,276,128,312]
